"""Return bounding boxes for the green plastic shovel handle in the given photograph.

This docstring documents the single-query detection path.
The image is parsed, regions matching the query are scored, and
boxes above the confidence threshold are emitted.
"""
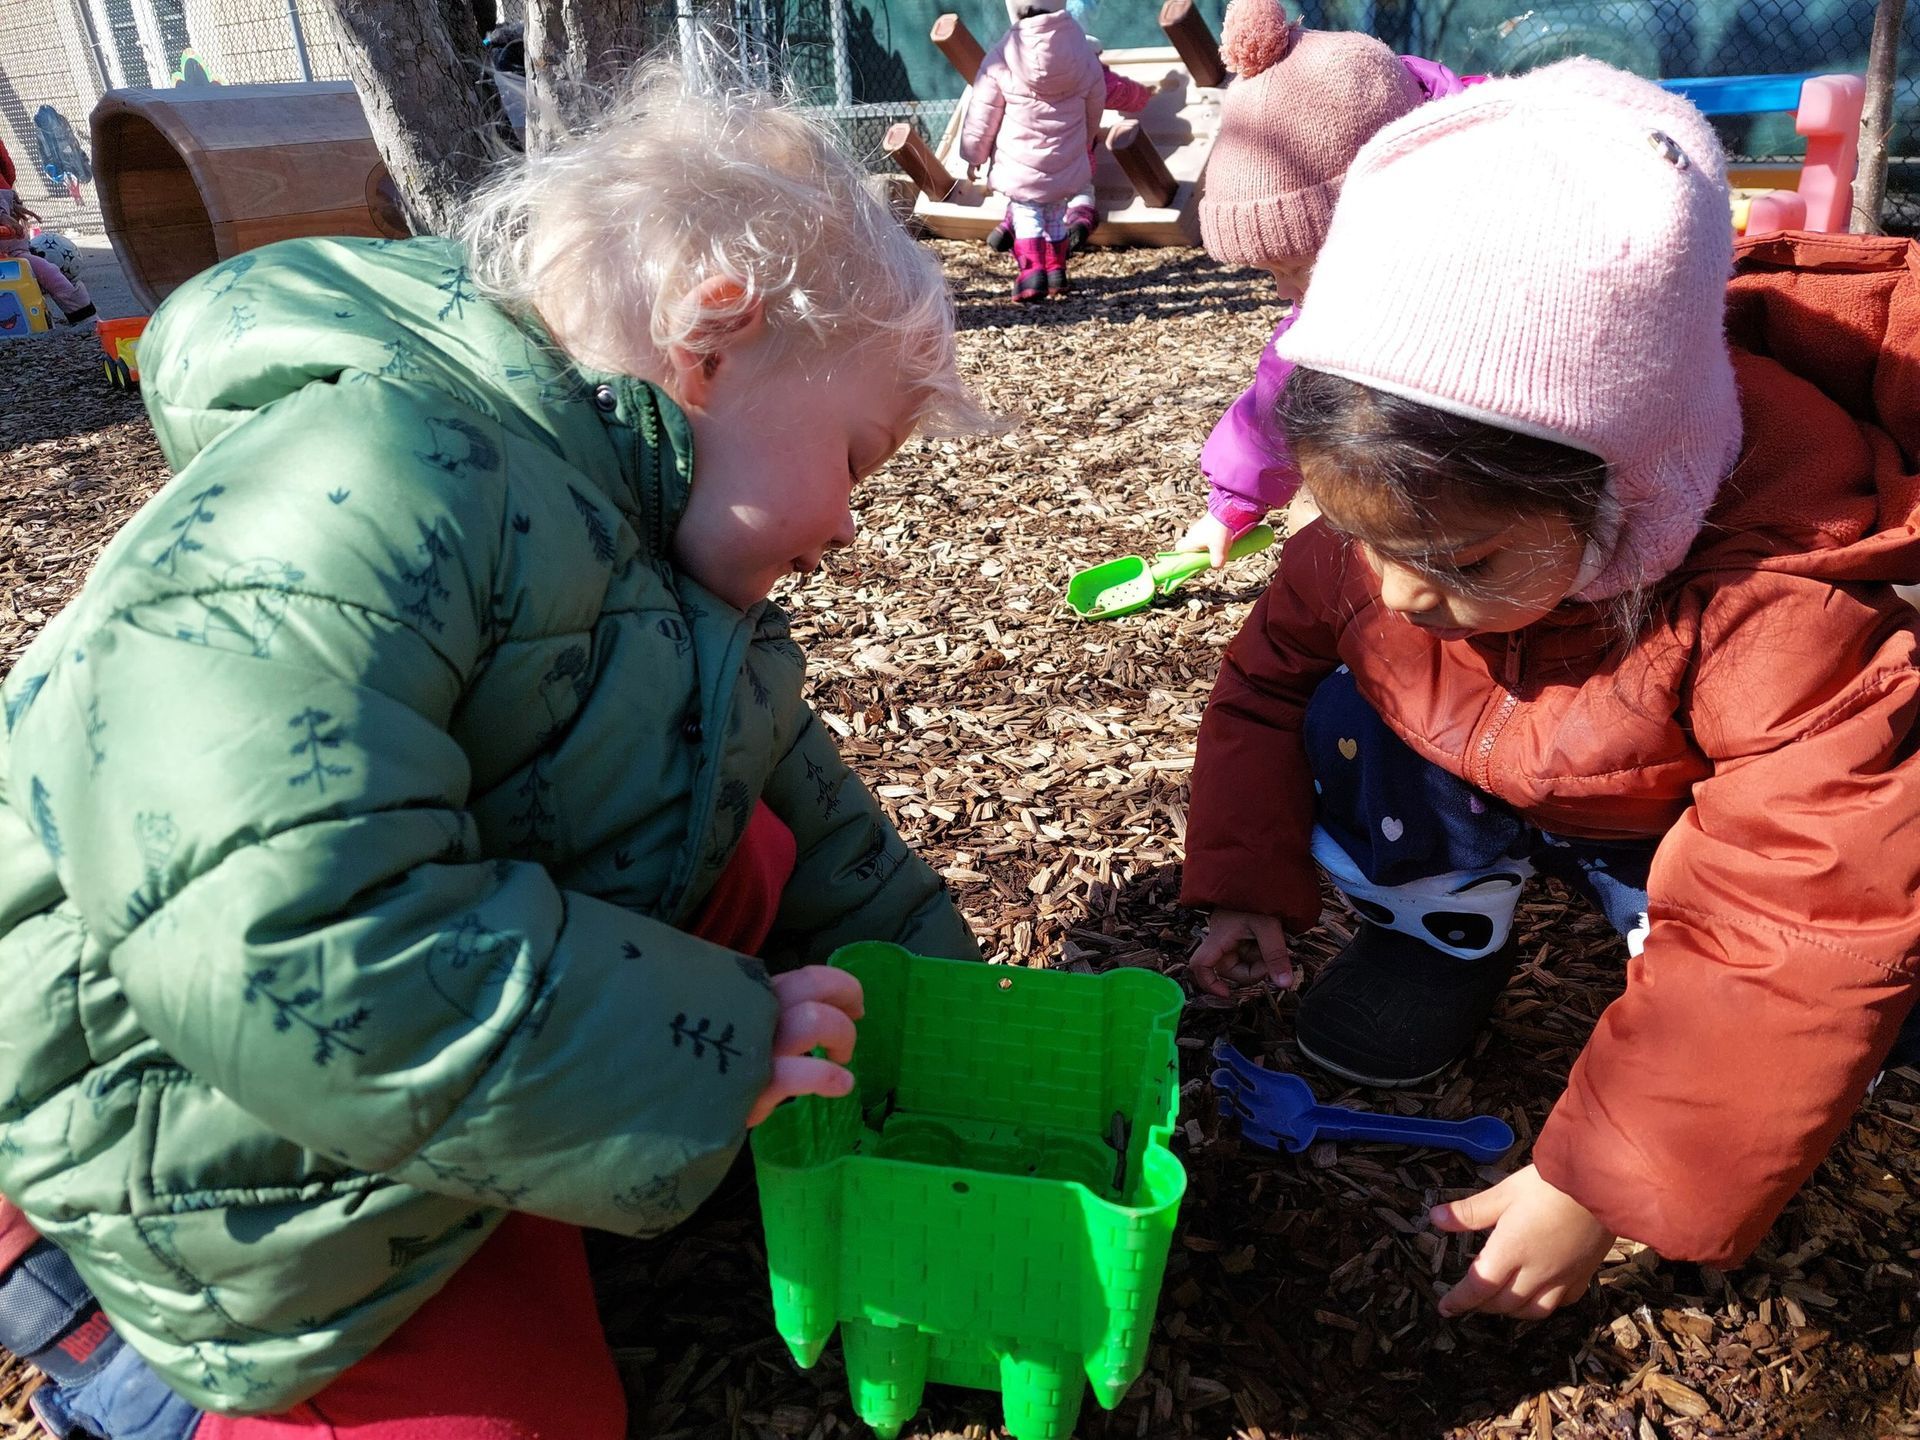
[1144,523,1276,594]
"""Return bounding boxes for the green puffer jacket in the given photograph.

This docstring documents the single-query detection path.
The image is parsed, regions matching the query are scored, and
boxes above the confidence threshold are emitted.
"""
[0,236,976,1413]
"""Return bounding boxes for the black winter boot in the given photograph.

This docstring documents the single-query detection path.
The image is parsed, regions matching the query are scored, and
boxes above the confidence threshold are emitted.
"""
[1295,923,1518,1086]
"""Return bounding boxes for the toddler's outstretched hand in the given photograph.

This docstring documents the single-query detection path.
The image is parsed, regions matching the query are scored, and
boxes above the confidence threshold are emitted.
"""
[746,966,866,1127]
[1188,909,1292,998]
[1175,512,1235,568]
[1430,1165,1614,1320]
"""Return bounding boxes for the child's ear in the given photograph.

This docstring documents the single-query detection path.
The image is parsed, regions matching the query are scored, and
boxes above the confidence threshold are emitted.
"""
[667,274,766,410]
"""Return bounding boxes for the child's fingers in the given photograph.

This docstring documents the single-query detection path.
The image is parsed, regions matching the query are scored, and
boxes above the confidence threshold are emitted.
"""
[1186,930,1239,997]
[746,1056,855,1127]
[1430,1174,1518,1234]
[1245,915,1293,987]
[772,1000,859,1065]
[1246,952,1295,989]
[1435,1255,1519,1317]
[1507,1288,1567,1323]
[771,965,865,1020]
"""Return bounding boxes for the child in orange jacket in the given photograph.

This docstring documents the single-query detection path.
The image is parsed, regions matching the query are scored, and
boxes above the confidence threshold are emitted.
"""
[1182,62,1920,1318]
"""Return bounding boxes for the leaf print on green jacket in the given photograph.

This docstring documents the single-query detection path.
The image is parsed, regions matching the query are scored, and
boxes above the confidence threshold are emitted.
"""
[0,236,976,1415]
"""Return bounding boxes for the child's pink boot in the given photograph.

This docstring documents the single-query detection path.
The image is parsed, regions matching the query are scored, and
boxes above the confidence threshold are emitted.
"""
[1042,237,1070,299]
[985,205,1015,253]
[1064,203,1098,254]
[1011,237,1047,303]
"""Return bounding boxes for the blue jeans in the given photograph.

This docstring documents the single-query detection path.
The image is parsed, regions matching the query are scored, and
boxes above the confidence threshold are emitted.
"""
[1303,668,1658,958]
[0,1239,201,1440]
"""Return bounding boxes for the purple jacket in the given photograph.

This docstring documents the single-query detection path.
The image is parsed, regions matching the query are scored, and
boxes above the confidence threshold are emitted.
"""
[1200,55,1474,534]
[960,12,1107,205]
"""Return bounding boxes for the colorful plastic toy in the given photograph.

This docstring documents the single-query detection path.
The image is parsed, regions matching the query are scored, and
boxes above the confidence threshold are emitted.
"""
[1211,1040,1514,1163]
[753,945,1186,1440]
[0,258,50,337]
[1066,522,1275,620]
[1659,72,1865,236]
[97,315,147,389]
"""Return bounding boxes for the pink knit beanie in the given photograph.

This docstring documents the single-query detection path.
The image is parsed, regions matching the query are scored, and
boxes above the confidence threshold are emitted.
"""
[1198,0,1424,268]
[1278,59,1742,601]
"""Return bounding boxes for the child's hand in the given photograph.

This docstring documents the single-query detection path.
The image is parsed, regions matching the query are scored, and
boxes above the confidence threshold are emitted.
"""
[746,966,866,1127]
[1188,910,1292,998]
[1429,1165,1615,1320]
[1175,513,1235,568]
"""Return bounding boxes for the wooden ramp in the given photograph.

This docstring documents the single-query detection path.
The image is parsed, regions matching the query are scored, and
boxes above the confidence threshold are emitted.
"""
[891,1,1227,247]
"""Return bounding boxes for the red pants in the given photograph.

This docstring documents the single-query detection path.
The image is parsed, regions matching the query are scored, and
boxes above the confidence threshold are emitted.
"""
[192,803,799,1439]
[195,1213,624,1440]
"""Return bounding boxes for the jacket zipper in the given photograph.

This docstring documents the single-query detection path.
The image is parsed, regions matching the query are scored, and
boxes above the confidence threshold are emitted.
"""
[637,383,668,562]
[1469,633,1525,791]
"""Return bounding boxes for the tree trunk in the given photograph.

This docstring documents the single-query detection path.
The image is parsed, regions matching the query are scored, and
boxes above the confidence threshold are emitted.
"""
[1852,0,1908,234]
[318,0,499,237]
[523,0,657,149]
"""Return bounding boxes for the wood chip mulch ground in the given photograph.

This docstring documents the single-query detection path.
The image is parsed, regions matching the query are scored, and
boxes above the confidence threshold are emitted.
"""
[3,243,1919,1440]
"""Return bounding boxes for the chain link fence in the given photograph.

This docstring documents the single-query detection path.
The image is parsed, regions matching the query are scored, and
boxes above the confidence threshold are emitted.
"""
[1,0,1911,235]
[0,0,352,229]
[1296,0,1916,231]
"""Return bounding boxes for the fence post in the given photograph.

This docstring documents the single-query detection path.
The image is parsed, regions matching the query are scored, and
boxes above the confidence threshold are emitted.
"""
[69,0,114,94]
[830,0,853,108]
[1853,0,1907,233]
[286,0,315,83]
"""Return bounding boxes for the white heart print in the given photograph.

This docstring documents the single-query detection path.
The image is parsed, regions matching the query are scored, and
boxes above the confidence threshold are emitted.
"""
[1380,816,1404,842]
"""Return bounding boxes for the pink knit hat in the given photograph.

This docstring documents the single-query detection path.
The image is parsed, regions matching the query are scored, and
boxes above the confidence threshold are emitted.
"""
[1278,59,1742,601]
[1198,0,1424,268]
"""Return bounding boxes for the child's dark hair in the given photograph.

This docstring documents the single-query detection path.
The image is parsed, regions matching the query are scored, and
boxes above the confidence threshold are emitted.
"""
[1276,367,1669,636]
[1277,367,1609,541]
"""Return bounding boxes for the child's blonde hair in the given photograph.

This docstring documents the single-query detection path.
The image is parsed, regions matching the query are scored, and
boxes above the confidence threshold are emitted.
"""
[460,63,995,436]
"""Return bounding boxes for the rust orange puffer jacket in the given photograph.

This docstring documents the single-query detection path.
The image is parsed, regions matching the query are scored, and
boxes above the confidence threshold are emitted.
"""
[1182,232,1920,1265]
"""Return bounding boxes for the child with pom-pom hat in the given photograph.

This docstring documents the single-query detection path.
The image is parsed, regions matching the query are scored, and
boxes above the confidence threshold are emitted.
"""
[1175,0,1470,563]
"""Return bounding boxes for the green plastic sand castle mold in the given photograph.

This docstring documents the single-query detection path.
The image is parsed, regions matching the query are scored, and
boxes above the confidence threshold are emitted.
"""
[753,945,1187,1440]
[1065,523,1276,620]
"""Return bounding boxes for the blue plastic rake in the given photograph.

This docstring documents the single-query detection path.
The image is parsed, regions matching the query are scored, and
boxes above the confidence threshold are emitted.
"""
[1210,1040,1515,1163]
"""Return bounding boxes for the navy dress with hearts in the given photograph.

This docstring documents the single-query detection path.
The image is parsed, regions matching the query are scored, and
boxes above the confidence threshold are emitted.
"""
[1303,668,1657,961]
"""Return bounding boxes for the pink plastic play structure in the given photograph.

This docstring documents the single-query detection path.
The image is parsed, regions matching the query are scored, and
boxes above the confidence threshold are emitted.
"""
[1663,72,1866,237]
[1742,74,1866,235]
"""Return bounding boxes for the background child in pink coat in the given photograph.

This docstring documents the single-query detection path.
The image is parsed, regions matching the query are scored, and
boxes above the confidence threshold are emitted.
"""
[960,0,1108,301]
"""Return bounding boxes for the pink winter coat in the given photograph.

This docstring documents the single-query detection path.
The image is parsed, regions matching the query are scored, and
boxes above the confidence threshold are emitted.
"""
[959,11,1108,206]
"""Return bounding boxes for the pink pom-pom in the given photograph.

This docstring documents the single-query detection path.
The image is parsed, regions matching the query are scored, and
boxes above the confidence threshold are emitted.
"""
[1220,0,1294,77]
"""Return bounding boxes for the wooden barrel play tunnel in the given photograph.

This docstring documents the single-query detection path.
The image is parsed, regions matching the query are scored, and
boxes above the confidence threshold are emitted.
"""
[91,81,410,312]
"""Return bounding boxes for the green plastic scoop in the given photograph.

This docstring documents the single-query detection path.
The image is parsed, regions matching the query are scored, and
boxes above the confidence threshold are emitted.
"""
[1065,524,1276,620]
